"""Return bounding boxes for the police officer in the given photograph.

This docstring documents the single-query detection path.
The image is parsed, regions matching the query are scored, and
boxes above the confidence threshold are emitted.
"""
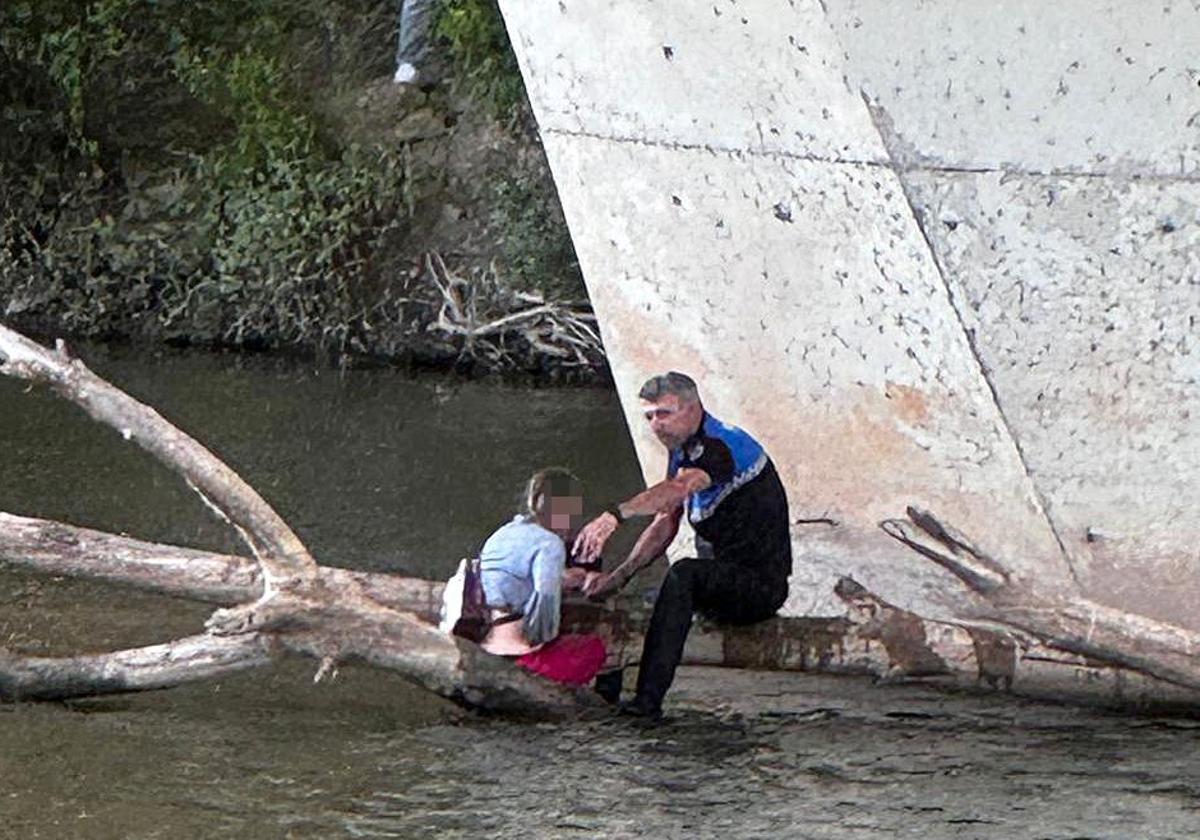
[574,372,791,719]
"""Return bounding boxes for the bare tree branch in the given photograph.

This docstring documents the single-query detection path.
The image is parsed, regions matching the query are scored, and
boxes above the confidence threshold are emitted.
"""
[423,253,603,368]
[0,512,446,619]
[881,507,1200,694]
[906,506,1012,582]
[0,512,261,604]
[0,325,316,592]
[880,518,1007,595]
[0,634,274,701]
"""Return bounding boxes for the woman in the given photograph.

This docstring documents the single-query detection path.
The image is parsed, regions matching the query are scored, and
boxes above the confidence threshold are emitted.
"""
[477,467,607,687]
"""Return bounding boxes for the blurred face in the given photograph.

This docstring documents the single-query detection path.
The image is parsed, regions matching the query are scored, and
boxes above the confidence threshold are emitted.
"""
[547,494,584,537]
[641,393,702,450]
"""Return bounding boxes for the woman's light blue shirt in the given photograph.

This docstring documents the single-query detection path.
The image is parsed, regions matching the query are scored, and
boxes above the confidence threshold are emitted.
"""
[479,516,565,646]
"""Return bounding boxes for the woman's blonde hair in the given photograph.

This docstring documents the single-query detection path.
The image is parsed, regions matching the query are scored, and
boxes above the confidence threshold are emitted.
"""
[522,467,584,518]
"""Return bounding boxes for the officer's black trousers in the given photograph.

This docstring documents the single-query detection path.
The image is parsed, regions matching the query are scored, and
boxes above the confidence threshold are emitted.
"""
[635,558,788,710]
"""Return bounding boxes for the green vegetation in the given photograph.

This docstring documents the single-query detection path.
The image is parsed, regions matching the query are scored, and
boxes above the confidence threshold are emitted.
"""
[435,0,582,299]
[1,0,407,353]
[434,0,582,300]
[435,0,525,121]
[0,0,592,374]
[491,174,581,300]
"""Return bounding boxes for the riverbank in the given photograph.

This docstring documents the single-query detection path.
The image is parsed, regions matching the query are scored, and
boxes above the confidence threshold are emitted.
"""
[0,1,600,381]
[3,250,607,385]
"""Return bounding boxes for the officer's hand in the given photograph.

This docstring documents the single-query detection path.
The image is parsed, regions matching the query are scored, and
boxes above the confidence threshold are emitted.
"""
[581,570,620,600]
[571,512,618,565]
[561,566,589,591]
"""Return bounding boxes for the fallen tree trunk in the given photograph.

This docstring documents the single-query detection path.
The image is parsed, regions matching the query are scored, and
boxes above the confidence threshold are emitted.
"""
[6,507,1199,710]
[0,512,445,618]
[0,634,275,701]
[0,512,867,676]
[0,512,262,604]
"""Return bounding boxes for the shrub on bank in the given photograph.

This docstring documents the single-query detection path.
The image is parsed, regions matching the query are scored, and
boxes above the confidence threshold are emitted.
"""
[1,0,405,353]
[436,0,525,121]
[0,0,595,376]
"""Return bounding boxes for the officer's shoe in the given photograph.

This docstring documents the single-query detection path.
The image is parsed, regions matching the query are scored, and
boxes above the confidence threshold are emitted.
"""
[617,695,663,725]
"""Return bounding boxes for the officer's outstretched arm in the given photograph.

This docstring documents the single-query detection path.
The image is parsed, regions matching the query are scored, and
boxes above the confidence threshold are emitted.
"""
[572,469,710,565]
[582,506,684,599]
[611,468,711,522]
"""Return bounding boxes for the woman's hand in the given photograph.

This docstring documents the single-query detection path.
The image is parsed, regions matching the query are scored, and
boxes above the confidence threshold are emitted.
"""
[571,512,619,565]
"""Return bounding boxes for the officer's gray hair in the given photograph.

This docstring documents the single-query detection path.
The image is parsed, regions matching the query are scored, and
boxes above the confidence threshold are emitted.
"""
[638,371,699,404]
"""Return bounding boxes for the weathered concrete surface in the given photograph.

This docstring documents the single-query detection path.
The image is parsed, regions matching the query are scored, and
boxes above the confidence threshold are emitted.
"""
[497,1,1200,636]
[825,0,1200,175]
[907,173,1200,629]
[826,0,1200,630]
[500,0,887,162]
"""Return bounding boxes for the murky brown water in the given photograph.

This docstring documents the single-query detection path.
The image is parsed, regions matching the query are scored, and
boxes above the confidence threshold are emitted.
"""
[2,346,1199,839]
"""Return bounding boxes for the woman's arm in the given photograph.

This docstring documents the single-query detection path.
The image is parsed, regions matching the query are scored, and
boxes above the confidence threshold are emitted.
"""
[520,540,565,646]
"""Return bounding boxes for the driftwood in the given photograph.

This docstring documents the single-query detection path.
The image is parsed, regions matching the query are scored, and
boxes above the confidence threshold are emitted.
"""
[7,505,1198,710]
[0,512,908,685]
[0,325,871,711]
[423,253,604,370]
[879,507,1200,697]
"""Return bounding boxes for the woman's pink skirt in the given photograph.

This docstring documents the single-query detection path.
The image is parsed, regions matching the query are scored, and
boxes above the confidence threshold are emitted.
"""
[516,634,607,686]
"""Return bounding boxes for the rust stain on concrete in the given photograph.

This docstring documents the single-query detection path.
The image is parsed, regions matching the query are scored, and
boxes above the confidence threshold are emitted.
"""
[588,287,712,384]
[884,381,931,425]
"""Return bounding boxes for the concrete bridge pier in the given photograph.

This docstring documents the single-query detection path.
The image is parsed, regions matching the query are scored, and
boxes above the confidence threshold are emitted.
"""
[496,1,1200,702]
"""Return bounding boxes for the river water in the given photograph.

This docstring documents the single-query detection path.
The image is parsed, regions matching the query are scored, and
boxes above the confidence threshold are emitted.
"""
[1,345,1198,839]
